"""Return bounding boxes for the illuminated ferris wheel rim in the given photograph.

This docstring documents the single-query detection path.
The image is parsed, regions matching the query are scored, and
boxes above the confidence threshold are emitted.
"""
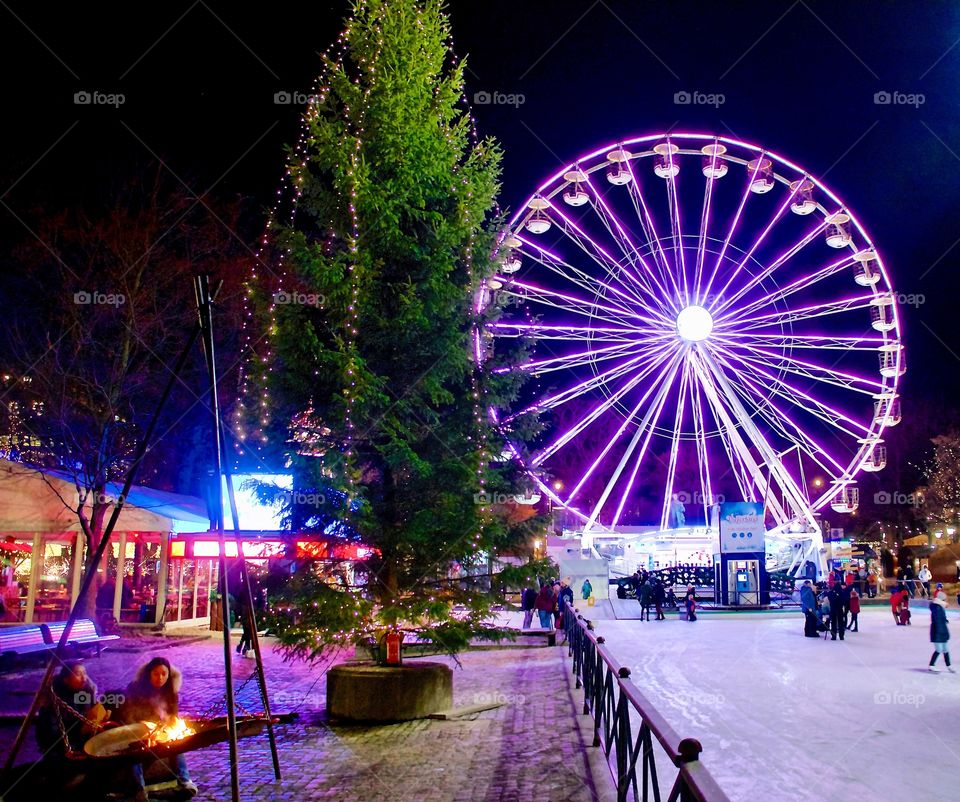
[485,131,903,534]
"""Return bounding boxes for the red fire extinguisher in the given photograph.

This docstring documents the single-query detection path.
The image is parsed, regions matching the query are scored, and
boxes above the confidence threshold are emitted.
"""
[384,630,403,666]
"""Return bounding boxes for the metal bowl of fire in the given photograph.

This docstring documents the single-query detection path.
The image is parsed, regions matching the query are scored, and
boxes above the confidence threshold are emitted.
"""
[84,715,274,760]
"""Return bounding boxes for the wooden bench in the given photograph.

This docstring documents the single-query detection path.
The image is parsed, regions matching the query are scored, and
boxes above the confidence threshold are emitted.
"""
[42,619,120,657]
[0,625,54,659]
[515,627,557,646]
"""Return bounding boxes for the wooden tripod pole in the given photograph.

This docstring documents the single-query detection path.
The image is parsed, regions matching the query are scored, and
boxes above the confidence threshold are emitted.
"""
[220,437,282,779]
[195,275,241,802]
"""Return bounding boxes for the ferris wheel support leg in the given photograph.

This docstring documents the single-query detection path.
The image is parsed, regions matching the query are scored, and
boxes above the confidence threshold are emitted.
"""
[691,354,790,524]
[697,350,817,528]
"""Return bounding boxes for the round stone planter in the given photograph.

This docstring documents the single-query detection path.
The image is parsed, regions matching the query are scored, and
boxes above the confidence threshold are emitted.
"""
[326,661,453,722]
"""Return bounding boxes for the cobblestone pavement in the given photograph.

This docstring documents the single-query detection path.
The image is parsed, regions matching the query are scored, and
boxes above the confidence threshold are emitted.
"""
[0,630,608,801]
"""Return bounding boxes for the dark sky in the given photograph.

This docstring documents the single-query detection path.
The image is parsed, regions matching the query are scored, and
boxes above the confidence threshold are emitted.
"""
[3,0,960,408]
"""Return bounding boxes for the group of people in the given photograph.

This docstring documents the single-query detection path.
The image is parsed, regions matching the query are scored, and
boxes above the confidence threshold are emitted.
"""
[36,656,196,800]
[520,577,575,629]
[800,567,955,672]
[800,575,861,640]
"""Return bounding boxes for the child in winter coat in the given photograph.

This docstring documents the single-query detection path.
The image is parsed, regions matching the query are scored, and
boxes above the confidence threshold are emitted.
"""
[929,593,953,672]
[847,588,861,632]
[684,585,697,622]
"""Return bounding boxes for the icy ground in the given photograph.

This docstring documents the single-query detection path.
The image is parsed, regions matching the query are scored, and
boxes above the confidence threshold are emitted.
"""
[590,606,960,801]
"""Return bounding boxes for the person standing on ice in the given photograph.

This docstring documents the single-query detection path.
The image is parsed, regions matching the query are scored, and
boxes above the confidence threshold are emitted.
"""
[827,582,846,640]
[847,587,861,632]
[684,585,697,622]
[800,580,819,638]
[918,565,932,598]
[928,592,954,672]
[639,579,654,621]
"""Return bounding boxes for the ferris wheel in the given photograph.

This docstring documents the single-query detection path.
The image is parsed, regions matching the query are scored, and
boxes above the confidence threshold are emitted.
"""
[483,132,904,540]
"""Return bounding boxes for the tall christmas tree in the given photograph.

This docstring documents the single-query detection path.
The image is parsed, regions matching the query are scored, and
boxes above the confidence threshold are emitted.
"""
[246,0,548,661]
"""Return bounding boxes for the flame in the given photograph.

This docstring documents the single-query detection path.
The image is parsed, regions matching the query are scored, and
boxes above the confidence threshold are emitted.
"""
[144,716,196,745]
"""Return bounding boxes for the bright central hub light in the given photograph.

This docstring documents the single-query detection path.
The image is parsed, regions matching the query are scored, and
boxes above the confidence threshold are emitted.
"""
[676,305,713,342]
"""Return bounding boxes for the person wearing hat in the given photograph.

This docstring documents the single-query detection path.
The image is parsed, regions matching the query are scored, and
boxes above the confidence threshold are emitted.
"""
[928,592,954,672]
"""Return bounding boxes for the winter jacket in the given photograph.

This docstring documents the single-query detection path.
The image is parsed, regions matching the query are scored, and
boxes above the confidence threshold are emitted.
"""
[520,587,537,611]
[800,585,816,613]
[849,593,861,614]
[930,600,950,644]
[534,585,556,612]
[581,580,593,600]
[890,590,903,609]
[36,674,99,754]
[639,582,654,605]
[119,663,182,725]
[827,586,845,614]
[558,585,574,611]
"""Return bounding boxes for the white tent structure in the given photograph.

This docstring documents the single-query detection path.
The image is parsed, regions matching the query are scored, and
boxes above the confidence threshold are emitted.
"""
[0,459,209,626]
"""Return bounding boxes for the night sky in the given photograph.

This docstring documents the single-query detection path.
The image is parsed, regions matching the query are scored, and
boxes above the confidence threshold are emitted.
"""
[2,0,959,422]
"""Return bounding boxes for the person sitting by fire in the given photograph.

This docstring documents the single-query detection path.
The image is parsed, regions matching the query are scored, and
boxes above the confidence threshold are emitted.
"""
[36,662,110,765]
[119,657,198,800]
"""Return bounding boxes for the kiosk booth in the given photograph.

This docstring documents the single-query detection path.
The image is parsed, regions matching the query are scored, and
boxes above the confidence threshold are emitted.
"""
[713,501,769,607]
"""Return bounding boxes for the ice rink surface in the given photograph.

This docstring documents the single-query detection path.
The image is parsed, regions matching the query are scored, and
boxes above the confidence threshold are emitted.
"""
[590,606,960,801]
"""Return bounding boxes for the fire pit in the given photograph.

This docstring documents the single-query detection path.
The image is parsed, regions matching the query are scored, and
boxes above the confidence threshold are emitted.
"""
[83,716,273,760]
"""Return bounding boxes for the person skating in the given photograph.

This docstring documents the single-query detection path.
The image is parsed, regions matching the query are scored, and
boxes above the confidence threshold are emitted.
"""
[639,579,654,621]
[800,580,819,638]
[928,592,954,673]
[918,565,932,598]
[827,582,846,640]
[891,586,906,625]
[847,587,861,632]
[654,579,666,620]
[684,584,697,622]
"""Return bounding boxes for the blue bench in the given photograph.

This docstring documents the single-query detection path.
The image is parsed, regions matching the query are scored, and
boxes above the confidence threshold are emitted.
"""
[42,619,120,657]
[0,625,54,659]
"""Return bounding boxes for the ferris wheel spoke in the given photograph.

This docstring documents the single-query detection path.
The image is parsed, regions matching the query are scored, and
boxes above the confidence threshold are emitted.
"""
[532,345,680,467]
[717,337,885,394]
[732,294,878,330]
[709,341,871,439]
[718,248,852,325]
[692,159,719,304]
[689,376,714,523]
[564,347,684,506]
[610,376,675,527]
[690,352,791,521]
[581,174,676,313]
[663,153,688,302]
[623,160,684,303]
[659,358,692,529]
[582,350,685,529]
[514,344,668,426]
[545,204,655,309]
[711,219,829,320]
[699,157,764,303]
[710,346,848,474]
[517,236,665,320]
[506,279,661,329]
[717,332,887,350]
[707,182,803,314]
[505,339,652,375]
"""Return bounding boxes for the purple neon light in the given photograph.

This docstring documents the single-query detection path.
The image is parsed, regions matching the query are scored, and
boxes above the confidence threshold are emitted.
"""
[711,343,870,435]
[579,172,676,311]
[563,348,683,505]
[490,132,902,527]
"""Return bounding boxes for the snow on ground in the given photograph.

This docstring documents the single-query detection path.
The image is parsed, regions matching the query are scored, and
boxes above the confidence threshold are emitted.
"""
[590,607,960,801]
